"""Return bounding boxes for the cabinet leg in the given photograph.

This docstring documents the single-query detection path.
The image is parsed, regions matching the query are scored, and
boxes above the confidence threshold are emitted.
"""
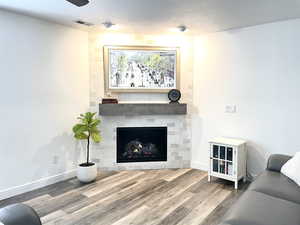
[234,181,238,190]
[208,175,211,182]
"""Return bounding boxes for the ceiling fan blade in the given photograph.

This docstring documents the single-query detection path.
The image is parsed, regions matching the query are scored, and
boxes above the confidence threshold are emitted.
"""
[66,0,89,7]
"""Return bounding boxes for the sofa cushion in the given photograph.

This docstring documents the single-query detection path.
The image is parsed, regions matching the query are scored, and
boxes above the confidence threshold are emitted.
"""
[222,190,300,225]
[267,154,292,172]
[248,170,300,204]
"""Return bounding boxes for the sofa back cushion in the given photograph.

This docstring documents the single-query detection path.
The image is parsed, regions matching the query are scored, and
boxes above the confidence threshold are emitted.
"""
[249,170,300,204]
[267,154,292,172]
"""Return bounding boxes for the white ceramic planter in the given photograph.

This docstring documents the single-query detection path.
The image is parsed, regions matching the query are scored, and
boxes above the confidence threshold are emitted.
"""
[77,163,97,183]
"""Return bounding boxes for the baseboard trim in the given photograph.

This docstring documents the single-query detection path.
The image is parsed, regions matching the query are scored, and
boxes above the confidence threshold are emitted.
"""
[191,161,209,171]
[0,170,76,201]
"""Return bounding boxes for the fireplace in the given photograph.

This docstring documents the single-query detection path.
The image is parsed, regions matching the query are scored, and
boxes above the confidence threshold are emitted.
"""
[117,127,167,163]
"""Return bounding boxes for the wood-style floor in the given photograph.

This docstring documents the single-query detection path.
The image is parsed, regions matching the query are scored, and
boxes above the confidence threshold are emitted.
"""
[0,169,249,225]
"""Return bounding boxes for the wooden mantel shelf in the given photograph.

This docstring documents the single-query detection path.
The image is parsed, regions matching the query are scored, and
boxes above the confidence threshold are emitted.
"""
[99,103,187,116]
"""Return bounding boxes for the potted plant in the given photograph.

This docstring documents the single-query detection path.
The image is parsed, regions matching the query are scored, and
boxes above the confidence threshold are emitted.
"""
[72,112,101,183]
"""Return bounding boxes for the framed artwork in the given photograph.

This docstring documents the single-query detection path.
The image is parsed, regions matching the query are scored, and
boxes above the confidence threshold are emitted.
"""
[103,46,180,93]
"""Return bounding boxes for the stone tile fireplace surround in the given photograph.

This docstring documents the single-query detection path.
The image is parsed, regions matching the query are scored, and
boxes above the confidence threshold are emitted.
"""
[88,33,194,171]
[90,113,191,170]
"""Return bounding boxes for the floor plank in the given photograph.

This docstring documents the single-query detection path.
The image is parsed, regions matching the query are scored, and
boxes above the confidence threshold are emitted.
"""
[0,169,249,225]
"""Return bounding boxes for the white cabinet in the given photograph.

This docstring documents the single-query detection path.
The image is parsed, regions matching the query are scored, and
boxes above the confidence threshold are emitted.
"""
[208,137,247,189]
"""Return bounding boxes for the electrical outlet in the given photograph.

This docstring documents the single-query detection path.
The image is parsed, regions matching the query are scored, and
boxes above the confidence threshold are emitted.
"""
[225,105,237,113]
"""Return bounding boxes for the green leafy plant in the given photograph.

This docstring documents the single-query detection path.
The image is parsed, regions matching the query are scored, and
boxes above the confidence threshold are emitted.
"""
[72,112,101,166]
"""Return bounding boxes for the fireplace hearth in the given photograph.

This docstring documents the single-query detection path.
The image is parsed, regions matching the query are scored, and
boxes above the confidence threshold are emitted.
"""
[117,127,167,163]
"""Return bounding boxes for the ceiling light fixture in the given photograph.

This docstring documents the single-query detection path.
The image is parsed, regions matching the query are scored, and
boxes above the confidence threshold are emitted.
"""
[102,21,116,29]
[177,25,188,32]
[169,25,188,33]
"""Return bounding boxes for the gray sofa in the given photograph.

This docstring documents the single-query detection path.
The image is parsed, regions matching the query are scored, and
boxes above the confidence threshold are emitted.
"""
[220,154,300,225]
[0,204,41,225]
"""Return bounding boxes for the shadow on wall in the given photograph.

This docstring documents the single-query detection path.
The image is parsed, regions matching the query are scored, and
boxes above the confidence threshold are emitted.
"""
[246,141,270,180]
[89,141,101,165]
[33,132,82,179]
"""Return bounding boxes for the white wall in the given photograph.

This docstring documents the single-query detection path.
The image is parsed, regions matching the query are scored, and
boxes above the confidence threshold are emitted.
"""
[192,19,300,178]
[0,10,89,199]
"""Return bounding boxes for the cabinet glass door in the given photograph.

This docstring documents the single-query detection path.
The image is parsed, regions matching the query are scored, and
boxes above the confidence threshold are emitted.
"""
[227,162,233,176]
[213,145,219,158]
[211,144,234,176]
[227,147,233,161]
[213,159,218,172]
[220,146,226,160]
[219,160,225,174]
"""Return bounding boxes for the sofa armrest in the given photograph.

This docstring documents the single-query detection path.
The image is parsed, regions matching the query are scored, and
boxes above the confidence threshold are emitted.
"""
[267,154,292,172]
[0,204,42,225]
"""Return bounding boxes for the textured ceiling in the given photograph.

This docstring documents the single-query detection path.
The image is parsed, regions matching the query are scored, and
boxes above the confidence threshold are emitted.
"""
[1,0,300,34]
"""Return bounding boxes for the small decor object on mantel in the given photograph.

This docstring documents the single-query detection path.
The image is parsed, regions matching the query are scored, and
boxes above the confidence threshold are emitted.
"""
[104,45,180,93]
[168,89,181,104]
[102,98,118,104]
[72,112,101,183]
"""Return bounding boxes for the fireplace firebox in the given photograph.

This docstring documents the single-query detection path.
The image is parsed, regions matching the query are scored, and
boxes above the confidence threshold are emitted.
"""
[117,127,167,163]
